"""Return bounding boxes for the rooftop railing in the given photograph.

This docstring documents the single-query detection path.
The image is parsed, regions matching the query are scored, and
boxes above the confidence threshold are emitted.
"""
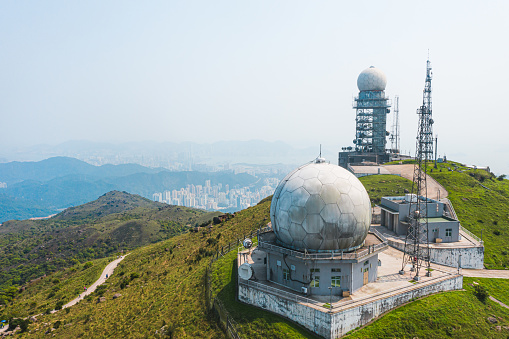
[257,236,388,261]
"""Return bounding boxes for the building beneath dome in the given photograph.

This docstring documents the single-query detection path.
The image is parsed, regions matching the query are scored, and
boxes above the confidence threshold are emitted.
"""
[256,230,386,296]
[339,66,404,169]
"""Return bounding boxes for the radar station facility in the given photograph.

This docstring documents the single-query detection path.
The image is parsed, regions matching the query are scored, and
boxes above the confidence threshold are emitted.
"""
[237,157,463,338]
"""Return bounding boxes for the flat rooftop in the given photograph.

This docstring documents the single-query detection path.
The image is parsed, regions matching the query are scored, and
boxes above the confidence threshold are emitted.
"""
[371,225,482,248]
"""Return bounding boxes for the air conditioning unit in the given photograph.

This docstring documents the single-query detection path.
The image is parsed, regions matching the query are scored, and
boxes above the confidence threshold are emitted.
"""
[301,287,308,295]
[276,260,281,267]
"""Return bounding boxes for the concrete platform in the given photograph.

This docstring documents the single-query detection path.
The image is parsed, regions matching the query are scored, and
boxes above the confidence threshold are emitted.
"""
[238,243,462,338]
[371,224,484,269]
[239,244,459,312]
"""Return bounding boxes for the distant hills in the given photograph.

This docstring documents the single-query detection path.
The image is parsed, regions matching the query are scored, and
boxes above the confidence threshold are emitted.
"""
[0,190,221,288]
[0,157,257,222]
[0,156,166,185]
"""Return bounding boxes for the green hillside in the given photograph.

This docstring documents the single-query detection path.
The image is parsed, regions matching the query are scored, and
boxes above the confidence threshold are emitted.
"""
[428,162,509,268]
[0,191,220,289]
[4,163,509,338]
[1,198,273,337]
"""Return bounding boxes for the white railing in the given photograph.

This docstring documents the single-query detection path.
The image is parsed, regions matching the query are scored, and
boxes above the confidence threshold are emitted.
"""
[257,238,388,261]
[239,279,322,306]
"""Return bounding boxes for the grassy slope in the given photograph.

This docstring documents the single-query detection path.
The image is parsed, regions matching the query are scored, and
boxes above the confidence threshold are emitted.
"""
[211,246,319,339]
[428,163,509,268]
[1,258,110,319]
[14,199,271,338]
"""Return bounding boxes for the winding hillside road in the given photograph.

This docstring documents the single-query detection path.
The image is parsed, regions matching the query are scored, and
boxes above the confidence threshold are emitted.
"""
[61,254,128,309]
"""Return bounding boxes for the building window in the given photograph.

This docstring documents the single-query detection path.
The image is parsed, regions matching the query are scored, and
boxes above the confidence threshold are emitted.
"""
[363,268,369,273]
[364,260,369,266]
[331,276,341,287]
[283,268,290,281]
[446,228,452,237]
[310,268,320,273]
[331,268,341,273]
[311,276,320,287]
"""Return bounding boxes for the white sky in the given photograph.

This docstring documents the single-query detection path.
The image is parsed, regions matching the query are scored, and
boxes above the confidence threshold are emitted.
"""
[1,1,508,173]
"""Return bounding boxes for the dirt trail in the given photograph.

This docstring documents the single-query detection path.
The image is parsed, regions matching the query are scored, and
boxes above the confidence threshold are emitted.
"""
[61,254,128,309]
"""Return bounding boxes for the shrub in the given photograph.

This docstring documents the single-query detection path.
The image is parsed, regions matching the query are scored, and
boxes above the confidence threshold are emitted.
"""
[55,300,64,310]
[130,272,140,281]
[83,261,94,269]
[54,320,62,329]
[494,230,501,236]
[474,284,489,303]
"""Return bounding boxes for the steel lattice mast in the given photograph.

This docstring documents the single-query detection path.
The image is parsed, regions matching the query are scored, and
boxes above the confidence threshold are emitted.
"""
[400,58,434,280]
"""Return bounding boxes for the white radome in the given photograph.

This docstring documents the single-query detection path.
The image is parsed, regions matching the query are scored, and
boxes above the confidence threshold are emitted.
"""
[270,158,372,252]
[357,66,387,91]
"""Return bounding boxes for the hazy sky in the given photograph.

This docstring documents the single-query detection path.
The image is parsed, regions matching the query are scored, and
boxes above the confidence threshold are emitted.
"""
[1,1,508,172]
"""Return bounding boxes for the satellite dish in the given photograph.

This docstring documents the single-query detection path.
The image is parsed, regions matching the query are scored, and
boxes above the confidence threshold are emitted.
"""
[243,238,252,249]
[238,263,253,280]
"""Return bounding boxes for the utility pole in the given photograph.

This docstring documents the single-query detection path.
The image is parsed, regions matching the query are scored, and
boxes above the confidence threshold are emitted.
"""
[434,135,438,169]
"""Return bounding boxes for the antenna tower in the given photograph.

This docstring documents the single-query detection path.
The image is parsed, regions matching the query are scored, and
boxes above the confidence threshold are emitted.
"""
[390,95,400,153]
[400,58,434,280]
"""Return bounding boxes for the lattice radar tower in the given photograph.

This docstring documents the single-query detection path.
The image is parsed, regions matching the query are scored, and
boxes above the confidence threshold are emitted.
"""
[400,59,434,281]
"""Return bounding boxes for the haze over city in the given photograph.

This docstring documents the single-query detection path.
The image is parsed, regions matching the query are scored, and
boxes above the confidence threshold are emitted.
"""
[1,1,508,173]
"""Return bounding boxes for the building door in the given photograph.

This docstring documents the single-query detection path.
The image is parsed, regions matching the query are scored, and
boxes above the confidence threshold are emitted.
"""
[363,268,369,285]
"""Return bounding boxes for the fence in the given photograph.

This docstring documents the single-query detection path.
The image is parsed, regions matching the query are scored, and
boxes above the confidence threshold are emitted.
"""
[257,236,388,261]
[205,226,270,338]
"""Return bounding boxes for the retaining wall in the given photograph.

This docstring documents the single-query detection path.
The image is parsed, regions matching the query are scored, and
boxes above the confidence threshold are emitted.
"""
[388,240,484,269]
[239,275,463,338]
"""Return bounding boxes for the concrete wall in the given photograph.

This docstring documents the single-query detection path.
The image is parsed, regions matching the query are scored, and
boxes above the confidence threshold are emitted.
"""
[330,275,463,338]
[388,240,484,269]
[239,275,463,338]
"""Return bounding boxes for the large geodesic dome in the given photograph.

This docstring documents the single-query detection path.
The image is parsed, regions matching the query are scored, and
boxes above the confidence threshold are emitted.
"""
[357,66,387,91]
[270,158,372,252]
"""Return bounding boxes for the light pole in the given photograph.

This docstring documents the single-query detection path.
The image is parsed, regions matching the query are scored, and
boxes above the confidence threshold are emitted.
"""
[328,286,333,314]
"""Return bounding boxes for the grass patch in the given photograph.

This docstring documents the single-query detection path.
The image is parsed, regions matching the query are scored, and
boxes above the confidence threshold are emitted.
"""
[428,163,509,268]
[359,175,414,206]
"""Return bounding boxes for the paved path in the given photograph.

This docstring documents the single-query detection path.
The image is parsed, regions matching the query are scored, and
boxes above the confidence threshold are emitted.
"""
[61,255,128,309]
[384,164,448,200]
[0,255,128,334]
[462,269,509,279]
[490,296,509,309]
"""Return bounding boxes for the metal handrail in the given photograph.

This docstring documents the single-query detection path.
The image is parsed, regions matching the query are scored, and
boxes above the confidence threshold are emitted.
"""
[257,240,388,261]
[239,279,322,306]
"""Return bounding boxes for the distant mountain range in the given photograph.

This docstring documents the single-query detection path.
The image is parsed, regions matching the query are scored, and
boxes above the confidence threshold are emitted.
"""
[0,157,257,222]
[0,140,338,167]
